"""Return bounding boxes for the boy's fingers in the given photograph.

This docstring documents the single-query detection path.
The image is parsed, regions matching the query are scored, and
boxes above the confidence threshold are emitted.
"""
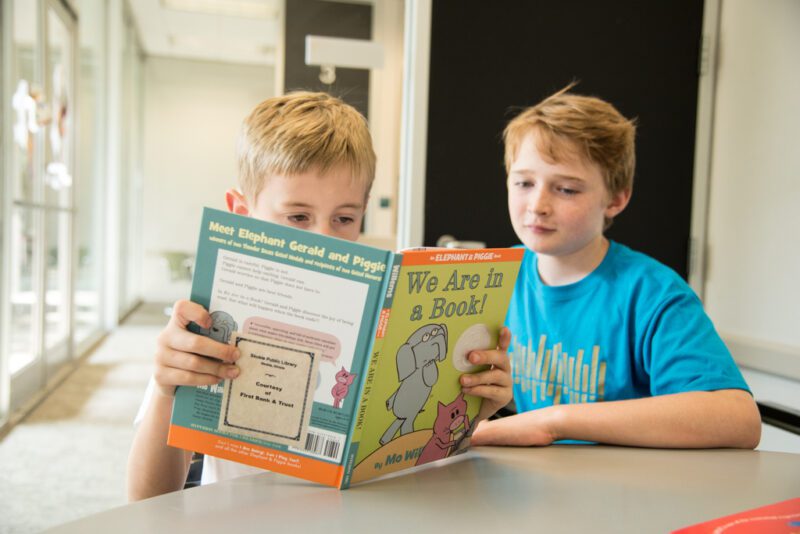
[154,365,227,389]
[469,348,511,372]
[157,349,240,379]
[467,328,513,370]
[498,327,512,352]
[158,323,239,363]
[461,368,510,388]
[169,299,212,330]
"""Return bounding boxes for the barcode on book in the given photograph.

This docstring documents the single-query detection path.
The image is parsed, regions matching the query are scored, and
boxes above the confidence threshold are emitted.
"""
[290,428,345,463]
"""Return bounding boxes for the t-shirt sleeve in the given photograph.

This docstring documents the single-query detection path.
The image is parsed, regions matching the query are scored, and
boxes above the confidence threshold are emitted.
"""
[133,377,156,426]
[642,290,751,396]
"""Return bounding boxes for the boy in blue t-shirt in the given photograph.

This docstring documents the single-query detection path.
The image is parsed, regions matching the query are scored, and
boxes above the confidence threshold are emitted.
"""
[470,87,761,449]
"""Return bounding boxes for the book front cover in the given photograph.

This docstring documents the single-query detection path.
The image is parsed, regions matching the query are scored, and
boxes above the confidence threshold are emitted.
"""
[168,208,394,486]
[347,248,523,485]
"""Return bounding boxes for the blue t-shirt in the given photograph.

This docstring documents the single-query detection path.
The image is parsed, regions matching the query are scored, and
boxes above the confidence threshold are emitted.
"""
[507,241,749,413]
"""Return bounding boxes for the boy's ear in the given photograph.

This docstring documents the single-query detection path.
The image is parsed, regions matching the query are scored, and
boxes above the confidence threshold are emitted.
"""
[225,189,250,216]
[605,188,632,219]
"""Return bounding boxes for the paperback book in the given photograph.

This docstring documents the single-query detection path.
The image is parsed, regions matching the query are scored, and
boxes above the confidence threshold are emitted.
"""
[167,208,523,488]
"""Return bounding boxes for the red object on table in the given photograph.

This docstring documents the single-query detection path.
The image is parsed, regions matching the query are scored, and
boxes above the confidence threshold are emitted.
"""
[672,497,800,533]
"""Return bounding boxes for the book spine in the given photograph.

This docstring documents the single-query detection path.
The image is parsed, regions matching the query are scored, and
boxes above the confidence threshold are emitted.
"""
[339,254,403,488]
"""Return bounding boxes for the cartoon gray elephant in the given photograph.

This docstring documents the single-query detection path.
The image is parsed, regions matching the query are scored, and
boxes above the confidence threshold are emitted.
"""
[196,310,237,344]
[380,323,448,445]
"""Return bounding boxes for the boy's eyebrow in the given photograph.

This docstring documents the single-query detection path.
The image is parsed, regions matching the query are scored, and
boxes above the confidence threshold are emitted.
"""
[554,174,585,183]
[509,169,585,183]
[281,201,365,209]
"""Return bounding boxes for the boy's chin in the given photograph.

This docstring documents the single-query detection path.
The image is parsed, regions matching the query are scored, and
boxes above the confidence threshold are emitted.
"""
[516,235,552,255]
[520,239,568,258]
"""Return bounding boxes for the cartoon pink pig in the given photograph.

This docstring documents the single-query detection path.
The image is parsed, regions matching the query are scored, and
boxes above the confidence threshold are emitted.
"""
[415,393,471,466]
[331,367,357,409]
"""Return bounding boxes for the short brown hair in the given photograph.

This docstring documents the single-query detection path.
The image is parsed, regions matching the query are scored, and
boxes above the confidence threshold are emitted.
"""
[237,91,376,201]
[504,85,636,197]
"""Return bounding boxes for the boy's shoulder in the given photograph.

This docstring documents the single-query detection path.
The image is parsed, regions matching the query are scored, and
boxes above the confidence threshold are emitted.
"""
[605,240,696,302]
[606,240,680,279]
[517,241,685,288]
[607,241,680,279]
[515,241,695,307]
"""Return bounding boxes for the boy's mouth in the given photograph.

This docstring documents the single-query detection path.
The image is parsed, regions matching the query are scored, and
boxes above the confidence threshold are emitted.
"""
[527,224,555,234]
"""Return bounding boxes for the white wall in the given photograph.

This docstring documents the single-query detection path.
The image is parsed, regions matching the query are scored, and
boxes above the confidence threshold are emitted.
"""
[366,0,404,242]
[704,0,800,380]
[141,56,274,302]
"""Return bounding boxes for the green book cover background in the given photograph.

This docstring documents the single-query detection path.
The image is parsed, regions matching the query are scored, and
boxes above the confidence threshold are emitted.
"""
[347,250,522,484]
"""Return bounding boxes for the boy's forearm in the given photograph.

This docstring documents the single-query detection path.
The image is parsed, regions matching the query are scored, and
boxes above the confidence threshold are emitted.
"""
[127,391,193,501]
[481,389,761,449]
[549,389,761,448]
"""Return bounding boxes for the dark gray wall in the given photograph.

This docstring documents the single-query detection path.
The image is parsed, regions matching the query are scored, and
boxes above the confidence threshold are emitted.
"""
[423,0,705,279]
[284,0,372,119]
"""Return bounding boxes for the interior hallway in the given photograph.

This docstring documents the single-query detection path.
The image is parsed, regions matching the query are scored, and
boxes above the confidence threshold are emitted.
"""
[0,303,166,534]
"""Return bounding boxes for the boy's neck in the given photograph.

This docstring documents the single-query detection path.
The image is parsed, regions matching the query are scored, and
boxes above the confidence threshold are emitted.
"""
[537,236,610,287]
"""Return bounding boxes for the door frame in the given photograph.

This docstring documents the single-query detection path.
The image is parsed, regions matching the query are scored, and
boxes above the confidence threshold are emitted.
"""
[397,0,431,250]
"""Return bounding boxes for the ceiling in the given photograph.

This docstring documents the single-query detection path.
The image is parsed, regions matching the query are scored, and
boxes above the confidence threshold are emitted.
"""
[128,0,282,66]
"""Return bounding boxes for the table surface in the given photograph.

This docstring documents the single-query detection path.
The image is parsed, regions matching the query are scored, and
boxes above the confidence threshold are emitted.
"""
[48,445,800,533]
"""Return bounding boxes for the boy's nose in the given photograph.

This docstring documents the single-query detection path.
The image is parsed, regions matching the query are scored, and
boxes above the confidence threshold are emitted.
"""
[315,221,337,237]
[527,190,551,215]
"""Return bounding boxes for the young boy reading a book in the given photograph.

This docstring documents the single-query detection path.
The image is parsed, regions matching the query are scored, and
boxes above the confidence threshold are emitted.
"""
[470,87,762,449]
[127,92,514,501]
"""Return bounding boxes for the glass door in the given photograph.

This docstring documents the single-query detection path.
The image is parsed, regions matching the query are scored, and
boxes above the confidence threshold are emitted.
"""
[1,0,77,414]
[41,0,75,376]
[73,0,106,354]
[4,0,45,413]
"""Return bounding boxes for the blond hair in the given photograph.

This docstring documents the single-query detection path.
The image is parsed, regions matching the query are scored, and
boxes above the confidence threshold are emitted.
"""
[504,85,636,198]
[237,91,376,201]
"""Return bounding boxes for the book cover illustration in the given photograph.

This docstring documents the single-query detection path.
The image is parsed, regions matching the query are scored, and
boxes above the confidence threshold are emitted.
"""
[346,248,523,485]
[672,497,800,533]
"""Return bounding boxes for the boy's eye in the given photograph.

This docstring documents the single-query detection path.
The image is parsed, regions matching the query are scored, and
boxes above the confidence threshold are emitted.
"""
[514,180,534,189]
[333,215,356,225]
[556,186,579,196]
[287,214,310,223]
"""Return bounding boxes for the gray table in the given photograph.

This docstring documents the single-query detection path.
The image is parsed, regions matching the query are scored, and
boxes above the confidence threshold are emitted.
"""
[48,445,800,533]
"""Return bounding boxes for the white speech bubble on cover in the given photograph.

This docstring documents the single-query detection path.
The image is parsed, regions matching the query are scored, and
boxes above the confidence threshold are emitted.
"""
[451,323,493,373]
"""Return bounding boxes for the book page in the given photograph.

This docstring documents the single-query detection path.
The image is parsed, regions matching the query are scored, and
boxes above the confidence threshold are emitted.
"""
[218,333,320,447]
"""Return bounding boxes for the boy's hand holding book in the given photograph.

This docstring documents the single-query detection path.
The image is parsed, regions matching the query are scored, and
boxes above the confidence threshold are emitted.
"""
[461,327,513,425]
[153,299,241,398]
